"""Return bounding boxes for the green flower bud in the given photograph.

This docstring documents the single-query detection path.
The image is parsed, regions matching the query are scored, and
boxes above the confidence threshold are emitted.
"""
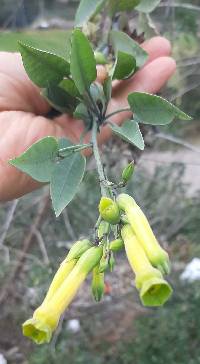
[110,238,124,252]
[99,197,120,225]
[99,253,109,273]
[94,51,108,65]
[91,264,105,302]
[109,252,115,272]
[121,161,135,184]
[98,221,109,240]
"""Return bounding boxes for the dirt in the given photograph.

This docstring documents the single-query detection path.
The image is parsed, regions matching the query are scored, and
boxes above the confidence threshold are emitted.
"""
[138,147,200,194]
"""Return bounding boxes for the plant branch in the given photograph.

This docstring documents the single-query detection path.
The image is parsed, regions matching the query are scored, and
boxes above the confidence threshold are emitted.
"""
[104,108,131,121]
[92,120,109,197]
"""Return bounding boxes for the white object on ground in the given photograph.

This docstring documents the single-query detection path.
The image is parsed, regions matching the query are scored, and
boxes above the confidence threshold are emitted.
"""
[0,353,7,364]
[67,319,81,333]
[180,258,200,282]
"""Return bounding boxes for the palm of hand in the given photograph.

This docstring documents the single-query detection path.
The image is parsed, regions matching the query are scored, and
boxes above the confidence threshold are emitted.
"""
[0,37,176,201]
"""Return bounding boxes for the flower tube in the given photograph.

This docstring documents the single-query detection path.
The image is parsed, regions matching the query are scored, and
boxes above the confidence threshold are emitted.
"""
[121,224,172,307]
[23,245,103,344]
[43,239,91,304]
[117,193,170,275]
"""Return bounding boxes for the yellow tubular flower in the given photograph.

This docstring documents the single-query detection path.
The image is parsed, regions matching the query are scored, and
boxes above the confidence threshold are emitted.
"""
[121,224,172,307]
[23,246,103,344]
[117,194,170,275]
[43,239,91,304]
[43,259,76,305]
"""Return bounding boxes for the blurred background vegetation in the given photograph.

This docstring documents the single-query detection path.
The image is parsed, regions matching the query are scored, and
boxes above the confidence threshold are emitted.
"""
[0,1,200,363]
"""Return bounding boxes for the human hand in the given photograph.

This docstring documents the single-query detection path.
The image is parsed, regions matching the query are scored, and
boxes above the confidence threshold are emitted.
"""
[0,36,176,201]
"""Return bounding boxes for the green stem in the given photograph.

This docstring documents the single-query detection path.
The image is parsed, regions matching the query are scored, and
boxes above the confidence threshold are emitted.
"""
[104,108,131,121]
[92,120,109,197]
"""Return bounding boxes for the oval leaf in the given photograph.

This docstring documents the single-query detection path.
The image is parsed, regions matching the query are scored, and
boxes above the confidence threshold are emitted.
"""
[9,137,59,182]
[128,92,192,125]
[70,29,97,95]
[109,0,140,13]
[136,0,161,13]
[75,0,106,26]
[112,51,136,80]
[110,120,144,150]
[19,42,70,88]
[50,153,86,216]
[110,30,148,69]
[42,84,78,114]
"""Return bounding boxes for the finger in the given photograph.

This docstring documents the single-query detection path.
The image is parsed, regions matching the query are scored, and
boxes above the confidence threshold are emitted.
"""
[0,52,50,114]
[142,36,172,63]
[97,56,176,144]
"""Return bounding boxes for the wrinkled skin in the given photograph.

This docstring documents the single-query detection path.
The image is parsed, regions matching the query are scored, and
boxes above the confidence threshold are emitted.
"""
[0,36,176,201]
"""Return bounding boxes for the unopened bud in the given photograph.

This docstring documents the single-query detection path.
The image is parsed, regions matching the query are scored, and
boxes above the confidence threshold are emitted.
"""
[94,51,108,65]
[99,197,120,225]
[99,254,109,273]
[109,252,115,272]
[91,264,105,302]
[121,161,135,184]
[110,238,124,252]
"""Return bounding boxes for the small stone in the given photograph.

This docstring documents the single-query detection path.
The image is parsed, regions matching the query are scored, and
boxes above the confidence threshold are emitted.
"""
[67,319,81,333]
[0,353,7,364]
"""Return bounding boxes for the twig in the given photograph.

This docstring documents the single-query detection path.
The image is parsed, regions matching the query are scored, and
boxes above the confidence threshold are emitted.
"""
[92,120,108,197]
[62,209,76,241]
[50,314,65,358]
[0,195,49,304]
[0,199,19,247]
[159,2,200,12]
[169,80,200,102]
[155,132,200,153]
[34,229,49,265]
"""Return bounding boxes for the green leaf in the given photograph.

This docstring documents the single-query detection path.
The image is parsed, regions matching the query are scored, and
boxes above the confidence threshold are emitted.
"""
[19,42,70,88]
[42,84,78,114]
[110,30,148,69]
[110,120,144,150]
[74,103,90,120]
[136,0,161,13]
[75,0,106,26]
[112,51,136,80]
[9,137,59,182]
[50,153,86,216]
[59,79,81,98]
[109,0,140,13]
[58,138,73,149]
[128,92,192,125]
[70,29,97,95]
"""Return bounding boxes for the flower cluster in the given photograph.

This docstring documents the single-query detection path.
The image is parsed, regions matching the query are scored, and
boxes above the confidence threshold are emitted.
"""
[23,193,172,345]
